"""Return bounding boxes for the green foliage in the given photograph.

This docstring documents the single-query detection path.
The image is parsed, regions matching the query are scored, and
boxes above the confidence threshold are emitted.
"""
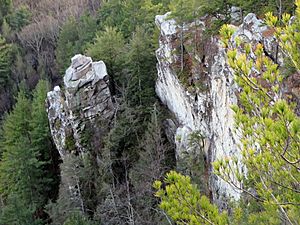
[56,18,78,75]
[6,5,31,31]
[168,0,202,23]
[0,0,11,24]
[97,0,168,37]
[230,199,281,225]
[0,81,59,224]
[154,171,229,225]
[30,80,60,202]
[0,90,36,200]
[124,26,157,106]
[63,212,94,225]
[266,1,300,72]
[232,0,295,17]
[0,35,13,88]
[56,14,97,75]
[1,19,11,39]
[85,26,125,76]
[0,194,43,225]
[215,1,300,224]
[86,26,125,95]
[168,0,295,26]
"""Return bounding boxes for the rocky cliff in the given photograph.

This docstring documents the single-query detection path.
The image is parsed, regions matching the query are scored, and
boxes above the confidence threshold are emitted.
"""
[155,12,282,207]
[46,13,295,211]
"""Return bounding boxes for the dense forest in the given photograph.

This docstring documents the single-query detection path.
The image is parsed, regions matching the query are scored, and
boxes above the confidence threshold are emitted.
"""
[0,0,299,224]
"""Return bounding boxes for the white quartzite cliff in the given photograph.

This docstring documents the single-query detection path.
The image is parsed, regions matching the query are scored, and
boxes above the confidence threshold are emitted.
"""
[155,13,276,206]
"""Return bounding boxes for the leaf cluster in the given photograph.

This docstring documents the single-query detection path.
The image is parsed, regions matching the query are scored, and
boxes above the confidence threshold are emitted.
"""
[154,171,229,225]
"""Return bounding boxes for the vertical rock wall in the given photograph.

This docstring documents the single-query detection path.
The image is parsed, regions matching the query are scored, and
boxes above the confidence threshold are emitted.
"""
[155,13,277,206]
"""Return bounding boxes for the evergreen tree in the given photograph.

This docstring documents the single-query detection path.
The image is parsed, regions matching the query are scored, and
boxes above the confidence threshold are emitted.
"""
[0,0,11,24]
[0,90,34,199]
[124,26,156,107]
[0,82,60,223]
[0,194,43,225]
[214,1,300,223]
[56,15,97,75]
[97,0,168,38]
[6,5,31,31]
[86,26,125,95]
[0,35,13,88]
[30,80,60,203]
[154,171,229,225]
[56,18,79,75]
[63,212,95,225]
[1,19,11,40]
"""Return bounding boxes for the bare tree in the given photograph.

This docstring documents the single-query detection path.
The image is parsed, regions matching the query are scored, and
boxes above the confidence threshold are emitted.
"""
[18,16,59,57]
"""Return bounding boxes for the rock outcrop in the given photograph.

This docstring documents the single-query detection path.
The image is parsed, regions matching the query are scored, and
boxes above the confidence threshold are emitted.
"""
[47,54,115,209]
[47,54,114,158]
[155,13,280,207]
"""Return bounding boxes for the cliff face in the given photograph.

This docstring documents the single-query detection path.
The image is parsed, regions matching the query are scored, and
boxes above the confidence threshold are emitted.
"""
[155,13,279,206]
[155,13,240,206]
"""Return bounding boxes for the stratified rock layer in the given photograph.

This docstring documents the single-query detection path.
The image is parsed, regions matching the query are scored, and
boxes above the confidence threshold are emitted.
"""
[47,54,114,158]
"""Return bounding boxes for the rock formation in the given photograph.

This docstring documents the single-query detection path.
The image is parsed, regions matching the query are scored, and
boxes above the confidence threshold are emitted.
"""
[155,12,281,207]
[47,54,115,210]
[47,54,114,158]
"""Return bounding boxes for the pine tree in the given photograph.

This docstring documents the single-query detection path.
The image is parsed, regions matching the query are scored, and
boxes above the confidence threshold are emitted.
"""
[214,1,300,223]
[0,0,11,24]
[6,5,31,31]
[124,26,156,107]
[0,90,34,199]
[86,26,125,95]
[0,82,59,223]
[154,171,229,225]
[30,80,60,204]
[56,15,97,75]
[0,35,13,88]
[0,194,43,225]
[63,212,95,225]
[56,18,79,75]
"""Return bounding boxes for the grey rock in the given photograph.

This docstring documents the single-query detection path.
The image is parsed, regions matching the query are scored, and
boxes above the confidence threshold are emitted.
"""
[47,55,115,209]
[47,54,114,157]
[230,6,242,24]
